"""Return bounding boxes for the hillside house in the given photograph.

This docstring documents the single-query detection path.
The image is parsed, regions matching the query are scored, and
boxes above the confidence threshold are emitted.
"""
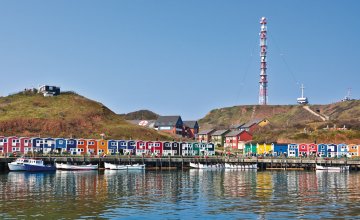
[225,130,252,150]
[183,121,199,139]
[38,85,60,96]
[241,118,269,133]
[198,129,215,143]
[154,116,184,136]
[211,130,230,148]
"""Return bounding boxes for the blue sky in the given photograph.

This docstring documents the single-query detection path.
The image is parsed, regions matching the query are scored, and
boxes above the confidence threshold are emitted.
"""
[0,1,359,120]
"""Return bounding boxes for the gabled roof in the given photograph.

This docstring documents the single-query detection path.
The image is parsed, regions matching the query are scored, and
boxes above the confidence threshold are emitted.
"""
[183,121,199,128]
[198,129,215,135]
[225,130,250,137]
[212,129,230,136]
[154,116,182,127]
[230,123,245,129]
[241,119,264,128]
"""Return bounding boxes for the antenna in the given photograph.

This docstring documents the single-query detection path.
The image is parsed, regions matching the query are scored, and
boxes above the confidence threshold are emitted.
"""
[297,83,308,104]
[259,17,268,105]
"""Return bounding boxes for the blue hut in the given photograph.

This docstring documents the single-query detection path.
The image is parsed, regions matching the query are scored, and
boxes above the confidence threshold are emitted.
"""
[126,140,136,155]
[327,144,338,158]
[66,138,77,155]
[317,144,328,157]
[55,138,67,153]
[43,138,55,154]
[337,144,348,157]
[117,140,127,154]
[287,144,298,157]
[273,143,288,157]
[32,137,44,153]
[108,140,118,155]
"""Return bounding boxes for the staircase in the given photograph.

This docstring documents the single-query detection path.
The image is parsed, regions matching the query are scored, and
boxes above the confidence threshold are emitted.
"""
[303,106,329,121]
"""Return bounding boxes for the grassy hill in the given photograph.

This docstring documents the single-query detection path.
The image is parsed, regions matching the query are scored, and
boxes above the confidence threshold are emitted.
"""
[119,110,159,120]
[0,91,171,140]
[199,101,360,143]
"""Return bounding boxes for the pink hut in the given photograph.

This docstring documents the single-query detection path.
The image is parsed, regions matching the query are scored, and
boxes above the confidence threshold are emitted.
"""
[0,136,7,155]
[298,143,309,157]
[152,141,163,156]
[308,143,318,156]
[7,136,20,154]
[20,137,32,154]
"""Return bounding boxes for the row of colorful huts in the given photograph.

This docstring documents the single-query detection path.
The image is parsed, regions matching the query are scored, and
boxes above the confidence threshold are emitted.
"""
[0,136,359,158]
[0,136,215,156]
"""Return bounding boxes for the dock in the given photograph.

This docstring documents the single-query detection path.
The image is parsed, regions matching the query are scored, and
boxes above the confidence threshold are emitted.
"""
[1,156,359,171]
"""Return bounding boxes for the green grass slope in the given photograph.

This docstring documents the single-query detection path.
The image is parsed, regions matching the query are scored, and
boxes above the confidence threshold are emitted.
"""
[0,91,171,140]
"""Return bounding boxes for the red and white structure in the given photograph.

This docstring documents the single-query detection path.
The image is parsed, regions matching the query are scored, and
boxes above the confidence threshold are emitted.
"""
[259,17,268,105]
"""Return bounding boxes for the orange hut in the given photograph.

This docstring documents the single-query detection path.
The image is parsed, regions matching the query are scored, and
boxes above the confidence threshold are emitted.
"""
[87,139,98,155]
[348,144,359,158]
[97,139,108,155]
[77,139,88,155]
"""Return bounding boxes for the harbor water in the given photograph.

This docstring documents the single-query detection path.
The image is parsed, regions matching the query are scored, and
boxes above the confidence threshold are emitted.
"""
[0,170,359,219]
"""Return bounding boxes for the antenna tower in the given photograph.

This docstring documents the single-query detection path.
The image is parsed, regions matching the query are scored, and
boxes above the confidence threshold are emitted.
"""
[259,17,268,105]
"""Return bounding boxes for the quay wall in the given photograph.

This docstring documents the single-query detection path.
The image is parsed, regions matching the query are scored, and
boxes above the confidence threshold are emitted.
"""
[1,156,360,171]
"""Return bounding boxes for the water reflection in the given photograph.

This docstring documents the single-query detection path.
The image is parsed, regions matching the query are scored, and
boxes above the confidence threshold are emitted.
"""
[0,170,360,219]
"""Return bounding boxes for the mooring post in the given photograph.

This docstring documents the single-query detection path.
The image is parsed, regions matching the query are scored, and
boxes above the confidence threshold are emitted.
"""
[181,155,184,169]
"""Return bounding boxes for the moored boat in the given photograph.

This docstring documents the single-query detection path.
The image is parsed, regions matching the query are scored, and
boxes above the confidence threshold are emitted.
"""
[189,162,224,169]
[126,163,145,170]
[8,157,31,171]
[56,163,98,170]
[104,162,145,170]
[225,163,257,170]
[23,159,56,172]
[315,165,349,171]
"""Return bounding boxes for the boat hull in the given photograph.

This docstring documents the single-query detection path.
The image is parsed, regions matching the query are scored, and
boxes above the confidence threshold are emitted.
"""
[24,164,56,172]
[56,163,98,170]
[316,165,349,171]
[225,163,257,170]
[104,162,145,170]
[8,163,26,171]
[189,162,224,169]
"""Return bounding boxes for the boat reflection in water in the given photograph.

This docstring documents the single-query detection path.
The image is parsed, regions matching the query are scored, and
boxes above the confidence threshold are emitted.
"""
[0,170,360,219]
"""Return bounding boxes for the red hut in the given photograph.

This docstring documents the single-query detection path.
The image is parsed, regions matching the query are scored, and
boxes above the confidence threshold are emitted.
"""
[77,139,88,155]
[152,141,163,156]
[87,139,98,155]
[308,143,318,156]
[298,143,309,157]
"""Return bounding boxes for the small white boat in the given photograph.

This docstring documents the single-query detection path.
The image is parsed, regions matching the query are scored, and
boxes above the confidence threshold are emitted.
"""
[316,165,349,171]
[104,162,145,170]
[56,163,98,170]
[126,163,145,170]
[104,162,127,170]
[225,163,257,170]
[8,158,30,171]
[189,162,223,169]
